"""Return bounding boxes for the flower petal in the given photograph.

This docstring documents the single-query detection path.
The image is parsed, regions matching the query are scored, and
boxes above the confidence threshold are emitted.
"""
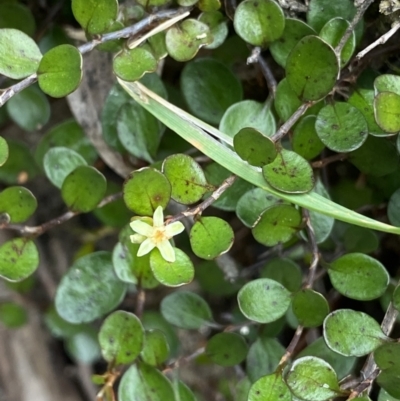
[153,206,164,227]
[157,240,176,263]
[130,220,154,236]
[130,234,146,244]
[137,238,156,257]
[165,221,185,237]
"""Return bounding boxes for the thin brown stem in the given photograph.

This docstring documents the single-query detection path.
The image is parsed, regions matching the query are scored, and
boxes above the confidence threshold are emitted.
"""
[162,347,206,374]
[278,325,304,368]
[303,209,320,288]
[311,153,348,168]
[134,288,146,318]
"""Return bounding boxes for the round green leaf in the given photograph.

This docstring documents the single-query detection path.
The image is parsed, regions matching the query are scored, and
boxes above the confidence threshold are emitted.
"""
[44,307,87,339]
[190,216,234,260]
[160,291,212,329]
[118,361,174,401]
[35,119,97,167]
[123,167,171,215]
[349,135,399,177]
[206,332,248,366]
[72,0,118,35]
[198,0,221,11]
[246,336,285,381]
[0,302,27,328]
[147,32,168,60]
[0,28,42,79]
[166,19,212,62]
[0,186,37,223]
[220,100,276,138]
[319,18,355,67]
[181,58,242,125]
[379,388,400,401]
[270,18,316,68]
[234,128,277,167]
[374,92,400,133]
[0,136,8,167]
[292,115,325,160]
[377,369,400,399]
[65,327,100,364]
[286,35,339,101]
[0,238,39,282]
[150,247,194,287]
[328,253,389,301]
[6,85,50,131]
[262,149,314,193]
[315,102,368,152]
[113,48,157,82]
[43,147,87,188]
[99,310,144,365]
[261,257,302,292]
[236,188,284,228]
[292,289,329,328]
[55,252,127,323]
[141,329,170,366]
[323,309,387,357]
[286,356,342,401]
[199,11,228,50]
[238,278,291,323]
[162,153,209,204]
[375,343,400,374]
[297,337,357,380]
[175,381,197,401]
[61,166,106,212]
[248,373,291,401]
[343,225,379,253]
[252,204,302,247]
[233,0,285,47]
[37,44,82,98]
[374,74,400,95]
[0,3,36,37]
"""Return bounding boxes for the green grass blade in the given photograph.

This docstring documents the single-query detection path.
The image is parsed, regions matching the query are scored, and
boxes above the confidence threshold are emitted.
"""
[118,79,400,235]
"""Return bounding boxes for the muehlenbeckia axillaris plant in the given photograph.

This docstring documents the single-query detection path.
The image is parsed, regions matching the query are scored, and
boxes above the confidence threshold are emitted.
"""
[129,206,185,263]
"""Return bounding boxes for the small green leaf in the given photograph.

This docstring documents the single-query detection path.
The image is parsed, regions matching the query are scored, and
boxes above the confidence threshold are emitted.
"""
[261,257,302,292]
[166,19,212,62]
[199,11,228,49]
[270,18,316,67]
[248,373,291,401]
[6,85,50,131]
[292,289,329,327]
[328,253,389,300]
[377,369,400,399]
[98,310,144,365]
[343,226,379,253]
[118,361,174,401]
[61,166,106,212]
[375,343,400,375]
[252,204,302,247]
[238,278,291,323]
[162,153,209,204]
[379,388,400,401]
[0,238,39,282]
[262,149,315,193]
[0,136,8,167]
[0,28,42,79]
[246,335,285,381]
[0,302,28,328]
[374,92,400,133]
[319,17,355,66]
[43,147,87,188]
[0,3,36,37]
[315,102,368,152]
[65,327,100,364]
[323,309,387,357]
[234,128,277,167]
[190,216,234,260]
[113,48,158,82]
[292,115,325,160]
[286,35,339,101]
[206,332,248,366]
[198,0,221,11]
[286,356,342,401]
[161,291,212,329]
[37,44,82,97]
[71,0,118,34]
[220,100,276,138]
[44,307,87,339]
[55,252,127,323]
[374,74,400,95]
[0,186,37,223]
[147,32,168,60]
[150,247,194,287]
[141,329,170,366]
[181,58,242,125]
[123,167,171,215]
[233,0,285,47]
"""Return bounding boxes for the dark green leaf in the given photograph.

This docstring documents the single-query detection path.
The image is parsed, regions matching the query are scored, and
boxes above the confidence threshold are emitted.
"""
[141,329,170,366]
[261,257,302,292]
[248,373,291,401]
[343,225,379,254]
[0,136,8,166]
[206,332,248,366]
[375,343,400,375]
[292,289,329,327]
[0,302,27,328]
[199,11,228,49]
[0,3,36,36]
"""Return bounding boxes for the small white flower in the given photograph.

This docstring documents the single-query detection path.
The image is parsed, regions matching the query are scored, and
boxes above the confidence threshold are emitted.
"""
[129,206,184,263]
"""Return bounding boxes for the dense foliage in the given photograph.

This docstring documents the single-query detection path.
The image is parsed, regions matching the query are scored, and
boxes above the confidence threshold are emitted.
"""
[1,0,400,400]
